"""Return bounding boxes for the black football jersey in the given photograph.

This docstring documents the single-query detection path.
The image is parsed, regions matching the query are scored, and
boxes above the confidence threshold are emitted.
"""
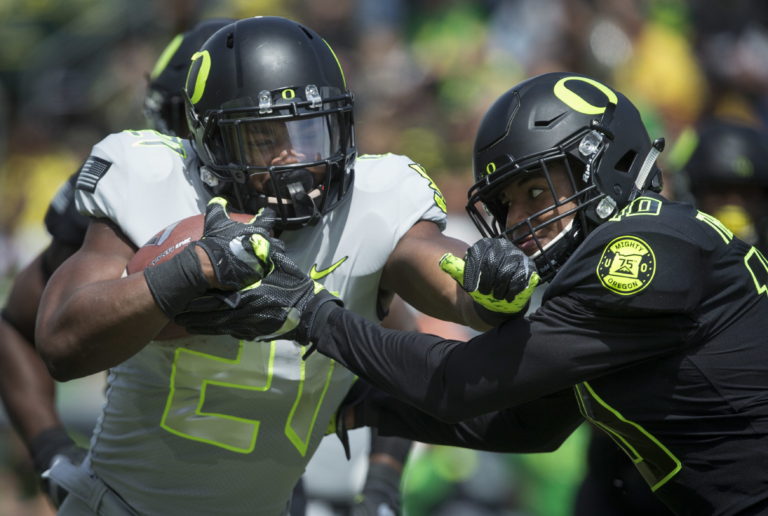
[312,193,768,515]
[539,193,768,514]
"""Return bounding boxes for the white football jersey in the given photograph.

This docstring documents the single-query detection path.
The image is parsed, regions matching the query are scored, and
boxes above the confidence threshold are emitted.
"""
[74,130,447,516]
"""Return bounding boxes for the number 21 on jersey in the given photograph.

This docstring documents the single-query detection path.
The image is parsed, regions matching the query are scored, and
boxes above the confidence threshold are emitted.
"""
[160,340,337,455]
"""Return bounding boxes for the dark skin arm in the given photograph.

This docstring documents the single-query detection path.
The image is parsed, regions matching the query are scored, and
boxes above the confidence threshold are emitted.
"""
[35,219,221,381]
[0,251,62,446]
[381,220,490,331]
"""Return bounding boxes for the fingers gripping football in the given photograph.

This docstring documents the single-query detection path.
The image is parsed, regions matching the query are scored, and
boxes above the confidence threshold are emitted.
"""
[175,241,343,342]
[194,197,275,290]
[143,198,276,319]
[439,237,540,321]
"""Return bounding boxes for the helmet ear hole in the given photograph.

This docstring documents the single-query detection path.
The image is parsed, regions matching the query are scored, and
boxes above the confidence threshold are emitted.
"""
[615,150,637,173]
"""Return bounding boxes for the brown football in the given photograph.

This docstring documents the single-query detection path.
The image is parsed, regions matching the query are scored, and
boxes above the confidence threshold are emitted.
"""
[126,212,255,340]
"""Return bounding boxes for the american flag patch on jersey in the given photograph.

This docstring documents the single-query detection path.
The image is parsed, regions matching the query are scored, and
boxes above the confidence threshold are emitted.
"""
[75,156,112,193]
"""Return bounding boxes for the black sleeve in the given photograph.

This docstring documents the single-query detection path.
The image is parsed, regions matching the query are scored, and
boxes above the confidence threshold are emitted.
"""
[312,294,697,423]
[44,171,90,247]
[361,386,583,453]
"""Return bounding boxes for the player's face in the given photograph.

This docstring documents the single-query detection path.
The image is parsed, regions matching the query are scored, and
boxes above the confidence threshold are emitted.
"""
[499,162,577,256]
[236,118,332,194]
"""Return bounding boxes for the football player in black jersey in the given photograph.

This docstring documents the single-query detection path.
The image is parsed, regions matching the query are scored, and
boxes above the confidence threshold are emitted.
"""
[0,19,232,508]
[575,116,768,516]
[238,72,768,515]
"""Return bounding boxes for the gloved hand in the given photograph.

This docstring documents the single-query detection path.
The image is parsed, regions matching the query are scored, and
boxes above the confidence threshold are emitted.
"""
[439,237,540,325]
[194,198,275,290]
[30,426,87,508]
[144,198,275,318]
[175,239,342,342]
[351,462,403,516]
[353,432,411,516]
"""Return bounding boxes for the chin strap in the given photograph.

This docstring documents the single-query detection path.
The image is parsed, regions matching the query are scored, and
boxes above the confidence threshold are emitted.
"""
[629,138,665,202]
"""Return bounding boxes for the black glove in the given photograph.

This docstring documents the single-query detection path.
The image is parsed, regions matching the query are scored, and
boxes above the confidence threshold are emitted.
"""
[352,462,403,516]
[353,432,411,516]
[144,198,275,318]
[439,237,540,325]
[30,426,87,508]
[175,240,342,342]
[194,198,275,289]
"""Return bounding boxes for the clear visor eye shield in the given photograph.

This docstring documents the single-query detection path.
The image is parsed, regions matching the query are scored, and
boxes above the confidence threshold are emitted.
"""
[201,85,352,220]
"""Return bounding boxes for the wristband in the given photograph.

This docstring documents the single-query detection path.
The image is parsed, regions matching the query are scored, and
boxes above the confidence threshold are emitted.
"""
[300,292,344,358]
[473,302,522,327]
[144,244,210,318]
[29,425,75,474]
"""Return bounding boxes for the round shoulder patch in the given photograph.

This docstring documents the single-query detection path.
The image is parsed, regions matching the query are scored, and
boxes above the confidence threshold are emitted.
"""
[596,236,656,295]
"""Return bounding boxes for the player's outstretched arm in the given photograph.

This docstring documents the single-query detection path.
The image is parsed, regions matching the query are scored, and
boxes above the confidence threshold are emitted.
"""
[380,222,537,331]
[355,385,582,454]
[380,221,484,328]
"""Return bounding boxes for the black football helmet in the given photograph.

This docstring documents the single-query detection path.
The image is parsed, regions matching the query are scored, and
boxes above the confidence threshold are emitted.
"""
[673,117,768,247]
[185,16,356,229]
[143,18,234,137]
[467,72,664,281]
[675,118,768,197]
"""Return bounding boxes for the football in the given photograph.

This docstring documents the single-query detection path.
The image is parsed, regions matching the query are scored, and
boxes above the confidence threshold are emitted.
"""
[126,211,255,340]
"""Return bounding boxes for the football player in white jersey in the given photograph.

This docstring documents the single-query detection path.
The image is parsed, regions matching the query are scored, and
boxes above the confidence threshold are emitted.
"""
[35,17,532,516]
[0,18,233,510]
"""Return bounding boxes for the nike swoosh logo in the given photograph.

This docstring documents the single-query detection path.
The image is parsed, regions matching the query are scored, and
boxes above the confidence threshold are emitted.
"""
[310,257,347,280]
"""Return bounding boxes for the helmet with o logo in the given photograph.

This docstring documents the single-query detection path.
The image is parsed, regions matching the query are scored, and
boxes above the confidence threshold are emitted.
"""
[185,16,355,230]
[467,72,663,280]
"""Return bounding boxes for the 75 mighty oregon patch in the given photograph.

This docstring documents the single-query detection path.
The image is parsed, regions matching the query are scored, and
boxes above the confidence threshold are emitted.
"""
[596,236,656,295]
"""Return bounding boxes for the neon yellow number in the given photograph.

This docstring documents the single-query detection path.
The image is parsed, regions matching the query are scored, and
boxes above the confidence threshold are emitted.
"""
[744,246,768,296]
[409,163,447,213]
[575,382,681,491]
[161,341,335,455]
[285,352,336,456]
[128,130,187,158]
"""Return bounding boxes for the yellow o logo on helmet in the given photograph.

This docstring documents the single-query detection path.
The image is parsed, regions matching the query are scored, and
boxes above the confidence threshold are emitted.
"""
[281,89,296,100]
[553,76,618,115]
[485,162,496,175]
[187,50,212,104]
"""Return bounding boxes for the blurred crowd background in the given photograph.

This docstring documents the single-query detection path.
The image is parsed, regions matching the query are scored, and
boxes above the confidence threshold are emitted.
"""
[1,0,767,514]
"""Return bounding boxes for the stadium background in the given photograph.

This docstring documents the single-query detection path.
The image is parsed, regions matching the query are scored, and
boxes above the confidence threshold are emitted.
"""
[0,0,766,514]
